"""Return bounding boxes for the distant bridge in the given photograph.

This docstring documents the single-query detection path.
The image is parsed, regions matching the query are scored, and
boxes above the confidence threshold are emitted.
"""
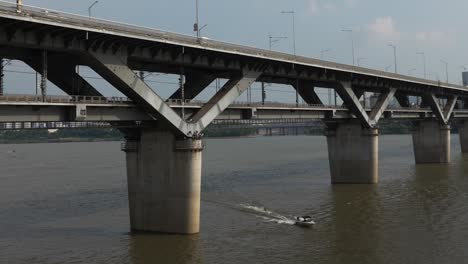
[1,1,468,235]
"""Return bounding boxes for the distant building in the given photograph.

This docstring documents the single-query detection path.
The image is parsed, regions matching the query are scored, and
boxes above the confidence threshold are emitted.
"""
[463,72,468,86]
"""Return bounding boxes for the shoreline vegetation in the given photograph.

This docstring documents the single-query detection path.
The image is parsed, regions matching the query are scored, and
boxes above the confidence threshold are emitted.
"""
[0,120,456,144]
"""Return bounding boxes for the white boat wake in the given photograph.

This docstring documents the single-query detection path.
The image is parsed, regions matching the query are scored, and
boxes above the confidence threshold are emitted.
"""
[239,204,298,226]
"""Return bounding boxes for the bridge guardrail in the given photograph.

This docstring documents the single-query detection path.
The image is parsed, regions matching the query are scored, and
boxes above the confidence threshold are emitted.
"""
[0,0,465,92]
[0,95,456,112]
[166,99,348,109]
[0,95,132,104]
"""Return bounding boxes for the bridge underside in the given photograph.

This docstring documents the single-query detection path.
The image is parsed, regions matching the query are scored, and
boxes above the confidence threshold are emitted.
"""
[1,4,468,235]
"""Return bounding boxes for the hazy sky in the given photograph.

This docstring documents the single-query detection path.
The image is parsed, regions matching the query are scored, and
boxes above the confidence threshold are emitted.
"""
[2,0,468,102]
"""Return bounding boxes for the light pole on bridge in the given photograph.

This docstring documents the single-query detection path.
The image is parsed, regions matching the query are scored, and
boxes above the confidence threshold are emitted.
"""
[269,35,288,50]
[280,10,296,56]
[416,52,427,79]
[441,59,449,83]
[88,1,99,18]
[281,10,299,106]
[263,35,287,105]
[194,0,207,38]
[86,1,99,40]
[341,29,355,66]
[388,44,397,74]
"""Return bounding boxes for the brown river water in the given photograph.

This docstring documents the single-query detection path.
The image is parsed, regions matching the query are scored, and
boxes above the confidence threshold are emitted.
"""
[1,135,468,263]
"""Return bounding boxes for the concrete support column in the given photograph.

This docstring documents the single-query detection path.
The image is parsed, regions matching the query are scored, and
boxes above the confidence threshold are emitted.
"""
[460,121,468,153]
[326,123,379,184]
[412,121,450,163]
[123,128,204,234]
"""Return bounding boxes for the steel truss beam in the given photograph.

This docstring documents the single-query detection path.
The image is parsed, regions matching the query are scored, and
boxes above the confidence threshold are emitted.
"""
[189,69,261,131]
[336,82,396,128]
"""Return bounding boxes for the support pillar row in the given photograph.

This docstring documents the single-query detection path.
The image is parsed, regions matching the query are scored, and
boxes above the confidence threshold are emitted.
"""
[326,123,379,184]
[412,120,450,164]
[123,128,204,234]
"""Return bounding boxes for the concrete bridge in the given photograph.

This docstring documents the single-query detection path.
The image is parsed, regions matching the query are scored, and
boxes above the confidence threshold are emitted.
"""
[1,1,468,234]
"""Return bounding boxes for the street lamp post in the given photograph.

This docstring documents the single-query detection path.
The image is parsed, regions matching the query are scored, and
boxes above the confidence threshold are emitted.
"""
[263,35,287,105]
[281,10,298,106]
[87,1,99,40]
[195,0,199,37]
[194,0,207,38]
[388,44,397,74]
[441,60,449,83]
[281,11,296,56]
[320,48,332,104]
[416,52,427,79]
[88,1,98,18]
[269,35,287,50]
[341,29,355,66]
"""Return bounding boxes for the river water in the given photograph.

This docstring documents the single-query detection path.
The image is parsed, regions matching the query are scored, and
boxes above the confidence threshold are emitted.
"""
[1,135,468,264]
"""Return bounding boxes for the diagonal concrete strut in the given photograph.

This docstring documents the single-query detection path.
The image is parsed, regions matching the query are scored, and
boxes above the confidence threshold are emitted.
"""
[336,82,396,127]
[87,50,261,136]
[368,88,397,123]
[87,51,190,134]
[423,94,457,124]
[189,70,261,131]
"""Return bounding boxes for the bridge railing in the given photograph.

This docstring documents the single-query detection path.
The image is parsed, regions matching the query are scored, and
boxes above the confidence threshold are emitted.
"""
[0,0,463,91]
[0,94,131,104]
[165,99,348,109]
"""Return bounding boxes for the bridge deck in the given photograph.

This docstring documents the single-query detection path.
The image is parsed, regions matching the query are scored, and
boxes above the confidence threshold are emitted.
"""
[0,1,466,93]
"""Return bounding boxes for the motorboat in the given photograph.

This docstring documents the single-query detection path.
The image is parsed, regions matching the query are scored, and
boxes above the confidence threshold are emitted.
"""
[294,216,315,227]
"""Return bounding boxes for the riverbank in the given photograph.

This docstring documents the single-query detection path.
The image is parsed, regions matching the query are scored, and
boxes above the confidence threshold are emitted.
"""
[0,120,449,144]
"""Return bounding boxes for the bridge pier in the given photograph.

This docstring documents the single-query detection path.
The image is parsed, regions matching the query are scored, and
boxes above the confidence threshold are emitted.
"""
[123,128,204,234]
[460,121,468,153]
[412,121,451,163]
[326,123,379,184]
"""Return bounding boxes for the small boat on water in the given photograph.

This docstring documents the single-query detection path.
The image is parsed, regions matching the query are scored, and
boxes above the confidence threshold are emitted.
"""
[295,216,315,227]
